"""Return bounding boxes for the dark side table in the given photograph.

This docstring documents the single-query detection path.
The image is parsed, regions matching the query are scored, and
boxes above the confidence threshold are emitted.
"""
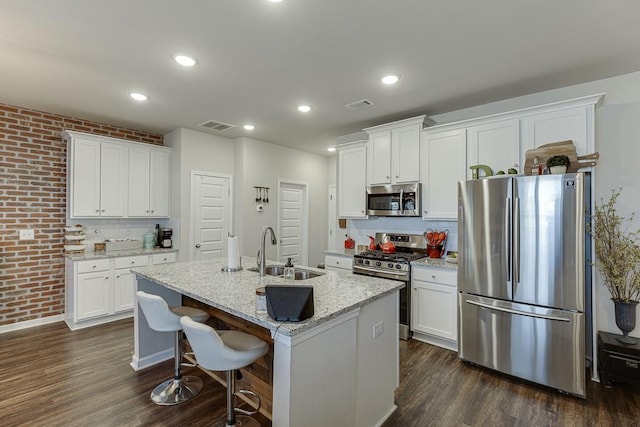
[598,331,640,388]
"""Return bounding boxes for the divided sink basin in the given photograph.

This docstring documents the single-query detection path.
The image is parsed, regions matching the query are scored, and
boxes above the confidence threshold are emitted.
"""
[247,265,324,280]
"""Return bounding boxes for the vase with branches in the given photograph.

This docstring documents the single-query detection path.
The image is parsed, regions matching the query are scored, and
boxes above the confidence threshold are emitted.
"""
[590,188,640,344]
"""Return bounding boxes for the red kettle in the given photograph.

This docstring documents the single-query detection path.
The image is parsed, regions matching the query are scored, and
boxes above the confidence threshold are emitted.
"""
[368,236,377,251]
[380,240,396,254]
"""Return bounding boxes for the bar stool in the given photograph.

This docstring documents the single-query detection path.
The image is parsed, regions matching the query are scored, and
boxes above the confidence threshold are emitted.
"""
[180,316,269,427]
[136,290,210,406]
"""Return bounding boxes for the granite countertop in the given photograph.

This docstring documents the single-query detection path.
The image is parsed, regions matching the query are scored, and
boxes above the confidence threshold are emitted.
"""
[324,248,356,257]
[66,248,178,261]
[412,257,458,271]
[132,256,403,337]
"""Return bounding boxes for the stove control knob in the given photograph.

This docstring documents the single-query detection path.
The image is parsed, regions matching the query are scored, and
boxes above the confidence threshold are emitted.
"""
[364,260,370,265]
[375,261,382,267]
[388,263,394,268]
[396,264,402,270]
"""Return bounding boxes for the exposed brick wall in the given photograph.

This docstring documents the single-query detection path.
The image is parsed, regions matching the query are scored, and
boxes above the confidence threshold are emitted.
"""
[0,103,163,326]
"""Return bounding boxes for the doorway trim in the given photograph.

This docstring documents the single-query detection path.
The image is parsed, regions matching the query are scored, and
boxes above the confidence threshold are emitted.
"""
[189,170,233,261]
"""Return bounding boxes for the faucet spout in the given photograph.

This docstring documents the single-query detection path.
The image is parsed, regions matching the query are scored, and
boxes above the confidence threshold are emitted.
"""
[259,226,277,277]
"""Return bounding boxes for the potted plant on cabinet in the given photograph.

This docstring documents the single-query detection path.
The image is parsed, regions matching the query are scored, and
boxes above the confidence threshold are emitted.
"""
[590,188,640,345]
[546,155,570,174]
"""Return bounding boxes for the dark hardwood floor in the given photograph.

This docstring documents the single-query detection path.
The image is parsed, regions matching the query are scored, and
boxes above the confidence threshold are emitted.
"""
[1,319,638,426]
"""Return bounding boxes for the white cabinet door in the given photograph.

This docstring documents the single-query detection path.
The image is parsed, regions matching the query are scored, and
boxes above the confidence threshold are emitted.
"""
[520,106,589,157]
[127,147,151,216]
[411,266,458,344]
[338,144,367,218]
[76,271,111,320]
[149,149,170,217]
[367,131,392,185]
[113,269,135,313]
[392,123,421,183]
[467,118,520,178]
[422,128,467,219]
[99,142,126,217]
[71,138,101,217]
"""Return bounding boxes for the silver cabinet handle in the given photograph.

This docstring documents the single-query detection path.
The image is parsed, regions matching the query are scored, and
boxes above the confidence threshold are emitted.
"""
[101,209,105,212]
[131,261,135,264]
[95,209,100,213]
[195,243,201,248]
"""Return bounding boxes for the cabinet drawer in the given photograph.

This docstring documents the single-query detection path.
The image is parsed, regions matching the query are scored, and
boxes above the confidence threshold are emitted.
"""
[325,254,353,271]
[152,252,177,265]
[115,255,149,270]
[412,266,457,286]
[77,259,111,274]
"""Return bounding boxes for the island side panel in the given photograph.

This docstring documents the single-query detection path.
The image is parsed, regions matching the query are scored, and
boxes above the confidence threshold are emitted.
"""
[131,276,181,370]
[272,310,359,427]
[355,290,399,426]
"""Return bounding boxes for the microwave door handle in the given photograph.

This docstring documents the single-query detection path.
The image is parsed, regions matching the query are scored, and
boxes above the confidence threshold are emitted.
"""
[400,189,404,213]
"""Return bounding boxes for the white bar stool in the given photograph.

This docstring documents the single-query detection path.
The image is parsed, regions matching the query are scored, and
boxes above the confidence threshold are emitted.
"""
[180,316,269,427]
[136,290,209,406]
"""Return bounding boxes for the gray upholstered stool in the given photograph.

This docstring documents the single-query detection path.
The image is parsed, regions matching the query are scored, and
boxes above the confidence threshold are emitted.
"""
[136,290,209,406]
[180,316,269,427]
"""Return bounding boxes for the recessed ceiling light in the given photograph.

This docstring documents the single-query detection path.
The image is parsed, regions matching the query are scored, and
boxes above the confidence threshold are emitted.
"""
[380,73,400,85]
[298,105,312,113]
[243,124,255,130]
[172,53,198,67]
[327,147,336,152]
[268,0,283,3]
[129,92,148,101]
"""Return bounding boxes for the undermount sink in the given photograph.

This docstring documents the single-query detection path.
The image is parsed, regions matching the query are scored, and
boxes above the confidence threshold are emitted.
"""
[247,265,324,280]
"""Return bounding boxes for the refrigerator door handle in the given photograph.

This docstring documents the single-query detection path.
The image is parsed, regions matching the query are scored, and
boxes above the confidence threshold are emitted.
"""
[506,197,512,283]
[400,189,404,214]
[513,197,520,285]
[465,299,571,322]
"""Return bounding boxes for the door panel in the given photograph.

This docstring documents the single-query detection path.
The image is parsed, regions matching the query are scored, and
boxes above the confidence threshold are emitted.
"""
[458,293,585,397]
[278,182,307,265]
[513,174,584,311]
[193,174,230,261]
[457,177,512,300]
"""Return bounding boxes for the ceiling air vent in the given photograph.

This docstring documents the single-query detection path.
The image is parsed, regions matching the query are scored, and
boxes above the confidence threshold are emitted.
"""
[345,99,374,111]
[198,119,236,131]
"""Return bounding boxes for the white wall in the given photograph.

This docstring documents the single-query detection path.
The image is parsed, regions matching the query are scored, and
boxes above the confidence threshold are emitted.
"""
[235,137,330,267]
[164,128,235,261]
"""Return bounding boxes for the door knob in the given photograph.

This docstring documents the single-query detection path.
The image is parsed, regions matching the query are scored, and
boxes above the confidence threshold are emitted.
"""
[195,244,201,248]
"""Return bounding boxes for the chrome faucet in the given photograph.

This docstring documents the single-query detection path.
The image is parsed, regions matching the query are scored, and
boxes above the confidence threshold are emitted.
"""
[257,226,277,276]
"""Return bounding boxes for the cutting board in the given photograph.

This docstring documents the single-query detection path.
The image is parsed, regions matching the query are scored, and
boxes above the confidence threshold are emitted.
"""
[523,140,598,175]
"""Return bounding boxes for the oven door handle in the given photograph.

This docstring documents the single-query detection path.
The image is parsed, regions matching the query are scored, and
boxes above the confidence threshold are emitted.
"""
[353,265,407,278]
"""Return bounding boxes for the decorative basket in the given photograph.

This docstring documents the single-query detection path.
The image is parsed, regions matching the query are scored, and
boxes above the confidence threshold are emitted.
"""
[105,239,142,252]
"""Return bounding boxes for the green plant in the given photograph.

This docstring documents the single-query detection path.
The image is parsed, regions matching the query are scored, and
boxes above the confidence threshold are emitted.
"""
[590,188,640,302]
[546,155,570,168]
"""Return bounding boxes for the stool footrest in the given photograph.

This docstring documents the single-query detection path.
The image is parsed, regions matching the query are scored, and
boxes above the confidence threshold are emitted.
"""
[235,389,261,416]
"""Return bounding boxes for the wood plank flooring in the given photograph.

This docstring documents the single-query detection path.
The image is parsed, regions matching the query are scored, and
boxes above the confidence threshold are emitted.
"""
[1,319,638,426]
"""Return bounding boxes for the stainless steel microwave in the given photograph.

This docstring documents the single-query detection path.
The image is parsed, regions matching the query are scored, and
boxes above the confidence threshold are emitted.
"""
[366,183,421,217]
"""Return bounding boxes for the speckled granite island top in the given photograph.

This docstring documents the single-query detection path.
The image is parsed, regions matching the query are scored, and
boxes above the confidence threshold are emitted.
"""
[132,256,403,337]
[66,248,178,261]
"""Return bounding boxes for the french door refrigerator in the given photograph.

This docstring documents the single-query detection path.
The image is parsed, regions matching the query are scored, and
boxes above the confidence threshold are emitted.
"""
[457,173,590,398]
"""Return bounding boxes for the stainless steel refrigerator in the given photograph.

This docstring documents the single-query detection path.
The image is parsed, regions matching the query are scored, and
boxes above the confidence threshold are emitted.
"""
[457,173,591,398]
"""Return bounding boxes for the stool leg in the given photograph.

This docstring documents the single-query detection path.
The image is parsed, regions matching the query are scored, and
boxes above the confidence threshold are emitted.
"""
[150,330,204,406]
[226,370,236,426]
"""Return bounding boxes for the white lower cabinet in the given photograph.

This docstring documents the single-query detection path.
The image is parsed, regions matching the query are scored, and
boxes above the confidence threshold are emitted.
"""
[65,252,176,330]
[324,254,353,271]
[411,265,458,350]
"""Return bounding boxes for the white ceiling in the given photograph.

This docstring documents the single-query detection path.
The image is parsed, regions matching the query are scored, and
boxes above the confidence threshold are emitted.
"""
[2,1,640,155]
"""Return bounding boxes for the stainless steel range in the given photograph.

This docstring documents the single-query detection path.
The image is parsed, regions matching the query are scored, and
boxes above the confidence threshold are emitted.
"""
[353,232,428,340]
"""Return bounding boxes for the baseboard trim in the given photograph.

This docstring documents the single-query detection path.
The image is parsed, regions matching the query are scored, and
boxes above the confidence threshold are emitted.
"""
[0,314,65,334]
[130,348,173,371]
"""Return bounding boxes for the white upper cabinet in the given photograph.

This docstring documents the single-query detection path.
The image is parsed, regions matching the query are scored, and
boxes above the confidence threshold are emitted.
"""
[69,137,126,217]
[128,146,171,217]
[64,130,170,219]
[365,116,426,185]
[421,128,467,220]
[467,118,520,179]
[337,142,367,218]
[521,105,590,156]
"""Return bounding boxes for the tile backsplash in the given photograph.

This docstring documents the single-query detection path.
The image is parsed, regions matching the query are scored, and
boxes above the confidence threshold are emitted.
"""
[346,216,458,252]
[67,218,177,252]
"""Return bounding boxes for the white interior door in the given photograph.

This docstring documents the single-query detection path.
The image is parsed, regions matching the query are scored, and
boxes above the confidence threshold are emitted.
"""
[277,180,308,266]
[192,173,231,261]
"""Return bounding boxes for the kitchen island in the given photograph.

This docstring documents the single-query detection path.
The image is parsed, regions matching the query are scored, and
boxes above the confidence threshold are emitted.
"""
[131,257,403,427]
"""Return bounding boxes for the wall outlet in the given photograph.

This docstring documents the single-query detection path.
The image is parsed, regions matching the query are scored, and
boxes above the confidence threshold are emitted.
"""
[256,204,264,212]
[373,321,384,339]
[19,229,35,240]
